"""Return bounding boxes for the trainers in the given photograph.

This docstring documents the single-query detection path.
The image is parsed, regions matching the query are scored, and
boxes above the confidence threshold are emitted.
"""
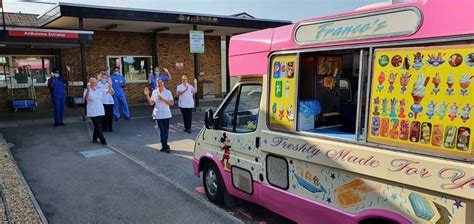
[160,148,167,152]
[165,148,171,153]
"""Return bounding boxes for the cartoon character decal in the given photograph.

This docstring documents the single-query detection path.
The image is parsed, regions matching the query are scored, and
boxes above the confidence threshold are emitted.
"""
[220,133,232,169]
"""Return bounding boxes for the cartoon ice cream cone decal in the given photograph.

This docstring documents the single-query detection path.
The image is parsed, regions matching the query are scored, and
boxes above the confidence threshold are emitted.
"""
[446,73,455,95]
[411,73,429,119]
[377,72,385,92]
[431,73,441,95]
[460,104,472,122]
[399,72,411,94]
[398,99,406,118]
[459,74,473,96]
[388,72,397,93]
[448,103,459,121]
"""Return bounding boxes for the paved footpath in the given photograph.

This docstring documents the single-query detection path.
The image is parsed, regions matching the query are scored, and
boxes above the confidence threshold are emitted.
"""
[1,121,239,224]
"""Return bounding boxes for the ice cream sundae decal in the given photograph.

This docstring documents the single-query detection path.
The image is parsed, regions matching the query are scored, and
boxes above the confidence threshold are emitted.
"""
[410,73,429,119]
[431,73,441,95]
[399,72,411,94]
[389,98,398,118]
[287,105,295,121]
[377,72,385,92]
[426,101,436,119]
[459,74,473,96]
[426,52,446,67]
[398,99,406,118]
[372,97,380,116]
[446,73,455,95]
[448,103,459,121]
[436,102,449,120]
[460,104,472,123]
[412,52,424,70]
[388,72,397,93]
[382,97,389,116]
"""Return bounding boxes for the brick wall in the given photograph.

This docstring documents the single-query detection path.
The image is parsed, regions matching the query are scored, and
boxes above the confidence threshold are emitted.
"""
[61,31,222,105]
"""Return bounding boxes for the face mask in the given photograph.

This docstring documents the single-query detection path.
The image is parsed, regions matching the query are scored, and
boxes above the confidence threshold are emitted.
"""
[154,72,160,76]
[101,79,107,84]
[53,73,60,78]
[114,72,119,75]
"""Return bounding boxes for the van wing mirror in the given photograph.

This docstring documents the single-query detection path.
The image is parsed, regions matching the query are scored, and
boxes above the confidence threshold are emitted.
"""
[204,109,215,129]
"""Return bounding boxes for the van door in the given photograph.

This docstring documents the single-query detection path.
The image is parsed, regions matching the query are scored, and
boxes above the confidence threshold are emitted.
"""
[201,81,263,194]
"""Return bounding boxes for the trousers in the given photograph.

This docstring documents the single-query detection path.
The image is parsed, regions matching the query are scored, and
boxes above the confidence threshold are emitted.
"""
[155,118,170,149]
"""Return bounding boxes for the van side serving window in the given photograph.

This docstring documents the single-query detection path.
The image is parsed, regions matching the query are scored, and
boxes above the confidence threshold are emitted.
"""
[294,50,369,141]
[217,84,262,133]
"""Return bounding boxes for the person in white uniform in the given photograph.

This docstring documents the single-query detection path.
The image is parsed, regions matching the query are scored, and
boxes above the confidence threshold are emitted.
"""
[144,78,174,152]
[176,75,197,133]
[83,77,114,145]
[97,70,115,132]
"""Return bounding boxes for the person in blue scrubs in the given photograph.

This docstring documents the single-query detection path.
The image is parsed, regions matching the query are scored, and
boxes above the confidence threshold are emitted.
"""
[110,66,130,120]
[47,68,67,127]
[148,67,172,92]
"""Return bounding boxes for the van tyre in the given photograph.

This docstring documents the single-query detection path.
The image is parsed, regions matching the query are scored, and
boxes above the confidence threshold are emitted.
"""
[203,162,225,205]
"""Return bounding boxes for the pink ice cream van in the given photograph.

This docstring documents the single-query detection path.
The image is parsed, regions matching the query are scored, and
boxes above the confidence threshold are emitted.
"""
[193,0,473,223]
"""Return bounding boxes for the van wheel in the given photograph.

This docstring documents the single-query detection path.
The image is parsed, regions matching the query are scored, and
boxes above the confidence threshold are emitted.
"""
[203,162,225,205]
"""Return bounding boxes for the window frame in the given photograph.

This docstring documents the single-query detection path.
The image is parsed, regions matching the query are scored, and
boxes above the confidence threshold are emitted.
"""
[215,82,262,133]
[106,55,152,82]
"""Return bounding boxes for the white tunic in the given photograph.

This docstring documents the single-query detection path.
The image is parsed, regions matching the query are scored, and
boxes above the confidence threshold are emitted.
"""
[151,88,173,119]
[97,81,114,105]
[83,88,107,117]
[176,84,195,108]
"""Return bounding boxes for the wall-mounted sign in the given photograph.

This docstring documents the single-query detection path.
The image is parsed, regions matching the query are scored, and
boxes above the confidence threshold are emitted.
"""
[177,15,219,24]
[8,30,79,39]
[175,62,184,70]
[294,7,422,45]
[190,30,205,54]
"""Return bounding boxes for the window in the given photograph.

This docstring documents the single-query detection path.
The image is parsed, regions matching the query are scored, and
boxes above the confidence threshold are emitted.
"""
[296,50,368,141]
[217,84,262,133]
[107,56,152,81]
[0,56,55,87]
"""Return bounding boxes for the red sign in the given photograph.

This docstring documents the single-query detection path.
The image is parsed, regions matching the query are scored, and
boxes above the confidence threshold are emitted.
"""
[8,30,79,39]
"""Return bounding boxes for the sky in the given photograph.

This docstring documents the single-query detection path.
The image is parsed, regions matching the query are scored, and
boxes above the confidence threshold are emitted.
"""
[2,0,396,22]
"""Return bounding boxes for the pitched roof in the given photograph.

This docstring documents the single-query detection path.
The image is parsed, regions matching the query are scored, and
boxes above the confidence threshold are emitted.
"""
[0,12,40,27]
